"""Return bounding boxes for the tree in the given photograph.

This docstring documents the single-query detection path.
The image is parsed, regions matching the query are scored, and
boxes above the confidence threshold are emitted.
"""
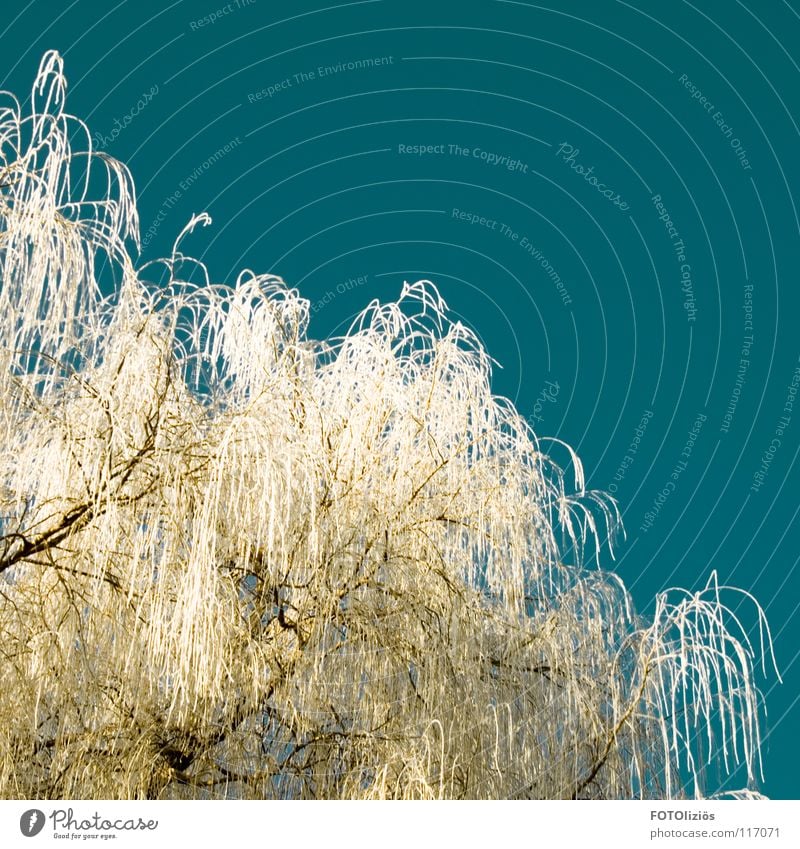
[0,52,778,800]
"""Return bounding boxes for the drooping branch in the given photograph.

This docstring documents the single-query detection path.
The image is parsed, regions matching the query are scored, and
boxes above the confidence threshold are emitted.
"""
[0,51,778,801]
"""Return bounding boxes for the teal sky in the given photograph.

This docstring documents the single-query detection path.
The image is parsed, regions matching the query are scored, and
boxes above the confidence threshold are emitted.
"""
[1,0,798,799]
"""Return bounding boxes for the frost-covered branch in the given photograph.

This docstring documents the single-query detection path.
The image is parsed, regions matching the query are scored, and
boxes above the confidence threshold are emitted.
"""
[0,53,777,800]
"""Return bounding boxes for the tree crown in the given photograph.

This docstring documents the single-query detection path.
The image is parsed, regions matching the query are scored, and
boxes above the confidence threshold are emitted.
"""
[0,52,777,800]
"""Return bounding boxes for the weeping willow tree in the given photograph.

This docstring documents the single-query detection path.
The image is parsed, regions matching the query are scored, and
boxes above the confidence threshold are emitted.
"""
[0,53,778,800]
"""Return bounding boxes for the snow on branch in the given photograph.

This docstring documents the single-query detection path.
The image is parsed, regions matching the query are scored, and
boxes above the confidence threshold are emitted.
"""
[0,53,777,800]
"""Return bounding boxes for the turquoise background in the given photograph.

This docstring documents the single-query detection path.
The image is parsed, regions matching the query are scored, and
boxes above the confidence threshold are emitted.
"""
[2,0,798,798]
